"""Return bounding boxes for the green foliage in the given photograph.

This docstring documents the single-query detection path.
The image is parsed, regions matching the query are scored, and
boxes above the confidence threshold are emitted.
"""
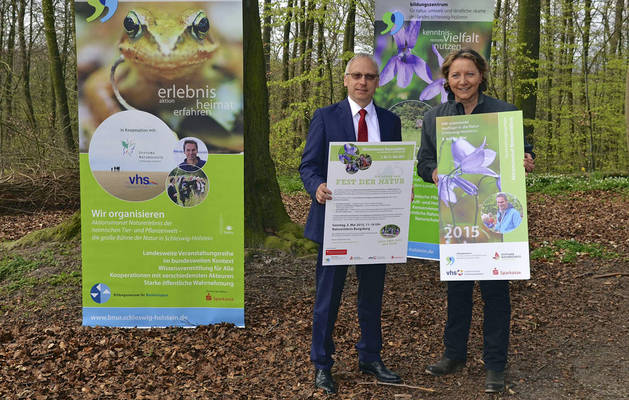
[1,0,78,174]
[277,173,305,193]
[0,249,61,294]
[526,174,629,194]
[488,1,628,175]
[531,239,618,263]
[0,256,43,282]
[263,222,317,255]
[4,211,80,250]
[48,270,81,286]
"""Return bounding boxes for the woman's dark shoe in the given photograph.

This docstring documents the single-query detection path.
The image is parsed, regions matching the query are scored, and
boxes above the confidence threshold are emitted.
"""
[314,368,337,394]
[485,369,505,393]
[425,356,465,376]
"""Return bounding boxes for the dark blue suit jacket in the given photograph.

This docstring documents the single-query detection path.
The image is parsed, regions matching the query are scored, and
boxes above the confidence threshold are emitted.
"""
[299,98,402,244]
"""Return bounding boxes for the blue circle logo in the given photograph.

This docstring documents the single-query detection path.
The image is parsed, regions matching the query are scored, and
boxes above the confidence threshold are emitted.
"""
[90,283,112,304]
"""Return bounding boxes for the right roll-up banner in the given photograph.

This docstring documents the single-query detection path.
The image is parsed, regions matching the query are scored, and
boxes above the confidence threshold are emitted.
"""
[374,0,495,260]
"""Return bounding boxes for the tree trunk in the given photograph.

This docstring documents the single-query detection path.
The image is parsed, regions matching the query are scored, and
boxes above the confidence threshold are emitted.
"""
[582,0,593,171]
[625,61,629,153]
[0,0,17,169]
[298,0,307,78]
[18,0,36,129]
[543,0,554,169]
[315,2,327,106]
[280,0,294,110]
[60,0,70,77]
[262,0,272,75]
[501,0,510,101]
[42,0,75,152]
[489,0,501,96]
[2,0,17,116]
[243,0,292,247]
[289,4,300,80]
[0,0,6,172]
[0,0,6,54]
[515,0,541,150]
[563,0,576,164]
[608,0,624,56]
[341,0,356,100]
[299,0,316,140]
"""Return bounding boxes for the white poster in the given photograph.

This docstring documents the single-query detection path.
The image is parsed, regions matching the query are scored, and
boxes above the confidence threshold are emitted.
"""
[322,142,415,266]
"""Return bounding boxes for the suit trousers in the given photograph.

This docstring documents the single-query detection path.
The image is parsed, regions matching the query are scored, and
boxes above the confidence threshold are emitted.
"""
[443,280,511,372]
[310,248,386,370]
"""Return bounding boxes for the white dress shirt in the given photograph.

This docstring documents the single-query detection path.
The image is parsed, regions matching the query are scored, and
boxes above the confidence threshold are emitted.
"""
[347,97,381,142]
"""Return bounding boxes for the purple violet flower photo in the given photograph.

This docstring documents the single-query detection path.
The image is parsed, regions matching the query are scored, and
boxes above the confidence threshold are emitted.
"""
[379,20,431,88]
[374,34,389,65]
[344,143,358,155]
[419,45,448,103]
[339,143,358,164]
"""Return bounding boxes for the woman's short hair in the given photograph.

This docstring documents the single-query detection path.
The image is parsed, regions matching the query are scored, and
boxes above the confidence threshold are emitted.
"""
[441,48,489,93]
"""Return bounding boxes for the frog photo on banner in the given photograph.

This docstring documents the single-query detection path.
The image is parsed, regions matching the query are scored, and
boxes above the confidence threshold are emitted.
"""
[76,0,243,154]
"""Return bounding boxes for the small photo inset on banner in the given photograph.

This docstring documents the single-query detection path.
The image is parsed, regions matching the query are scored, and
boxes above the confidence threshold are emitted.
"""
[88,110,178,201]
[481,192,524,234]
[173,137,209,171]
[165,167,209,208]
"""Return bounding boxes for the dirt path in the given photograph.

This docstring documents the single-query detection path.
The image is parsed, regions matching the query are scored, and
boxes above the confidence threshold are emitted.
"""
[0,191,627,399]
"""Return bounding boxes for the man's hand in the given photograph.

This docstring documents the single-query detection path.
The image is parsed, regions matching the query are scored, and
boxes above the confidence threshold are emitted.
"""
[432,168,439,185]
[524,153,535,173]
[316,183,332,204]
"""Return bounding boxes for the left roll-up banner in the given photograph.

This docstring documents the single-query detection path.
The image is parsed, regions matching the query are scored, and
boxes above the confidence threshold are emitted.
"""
[76,0,244,327]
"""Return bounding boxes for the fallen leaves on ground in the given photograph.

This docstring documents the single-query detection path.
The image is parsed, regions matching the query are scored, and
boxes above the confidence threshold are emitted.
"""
[0,190,627,399]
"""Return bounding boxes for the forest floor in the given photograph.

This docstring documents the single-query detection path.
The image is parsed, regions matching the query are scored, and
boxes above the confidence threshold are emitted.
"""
[0,190,628,399]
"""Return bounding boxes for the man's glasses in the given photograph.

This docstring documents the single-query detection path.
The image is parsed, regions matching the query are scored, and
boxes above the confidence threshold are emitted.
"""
[346,72,379,81]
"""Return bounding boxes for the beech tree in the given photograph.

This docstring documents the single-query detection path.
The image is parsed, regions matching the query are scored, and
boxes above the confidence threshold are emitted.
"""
[42,0,75,152]
[243,0,292,246]
[514,0,541,148]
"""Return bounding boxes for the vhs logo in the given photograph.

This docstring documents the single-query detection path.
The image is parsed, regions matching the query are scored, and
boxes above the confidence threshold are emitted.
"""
[86,0,118,23]
[128,174,158,185]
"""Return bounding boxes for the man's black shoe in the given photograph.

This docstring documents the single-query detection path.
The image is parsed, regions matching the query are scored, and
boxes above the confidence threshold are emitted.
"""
[314,369,337,394]
[358,360,402,383]
[485,369,505,393]
[425,356,465,376]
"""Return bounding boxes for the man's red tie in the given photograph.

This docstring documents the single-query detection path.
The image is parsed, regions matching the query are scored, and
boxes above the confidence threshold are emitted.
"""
[358,109,368,142]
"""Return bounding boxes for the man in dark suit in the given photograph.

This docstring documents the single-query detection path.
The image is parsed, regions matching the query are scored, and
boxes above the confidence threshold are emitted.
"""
[299,53,402,394]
